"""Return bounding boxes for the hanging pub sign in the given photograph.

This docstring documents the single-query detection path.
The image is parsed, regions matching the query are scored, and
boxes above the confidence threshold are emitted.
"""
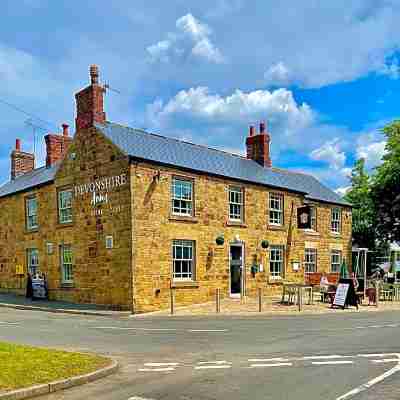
[297,205,311,229]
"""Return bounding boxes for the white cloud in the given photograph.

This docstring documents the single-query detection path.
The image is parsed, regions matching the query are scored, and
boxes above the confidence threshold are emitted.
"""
[264,62,293,86]
[147,13,224,64]
[335,186,350,197]
[310,138,346,170]
[379,58,400,79]
[356,140,386,168]
[148,86,313,129]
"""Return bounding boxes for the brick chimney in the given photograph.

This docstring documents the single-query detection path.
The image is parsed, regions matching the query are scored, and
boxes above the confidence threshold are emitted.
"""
[245,121,272,168]
[75,64,106,131]
[11,139,35,180]
[45,124,73,167]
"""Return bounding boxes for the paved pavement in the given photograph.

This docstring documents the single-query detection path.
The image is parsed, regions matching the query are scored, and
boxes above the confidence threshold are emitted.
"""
[1,307,400,399]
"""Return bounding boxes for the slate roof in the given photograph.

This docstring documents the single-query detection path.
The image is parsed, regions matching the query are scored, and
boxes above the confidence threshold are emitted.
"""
[0,121,350,206]
[97,122,350,206]
[0,164,59,198]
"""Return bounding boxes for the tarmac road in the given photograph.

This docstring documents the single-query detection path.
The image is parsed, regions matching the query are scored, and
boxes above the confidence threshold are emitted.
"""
[1,307,400,400]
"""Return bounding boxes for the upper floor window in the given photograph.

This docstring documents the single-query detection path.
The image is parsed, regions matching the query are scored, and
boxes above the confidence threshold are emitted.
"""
[172,178,193,216]
[331,207,341,233]
[173,240,195,280]
[304,248,317,273]
[27,248,39,276]
[310,206,317,231]
[269,193,283,225]
[331,249,342,273]
[58,189,73,224]
[60,244,73,283]
[229,186,244,222]
[26,196,38,230]
[270,245,284,277]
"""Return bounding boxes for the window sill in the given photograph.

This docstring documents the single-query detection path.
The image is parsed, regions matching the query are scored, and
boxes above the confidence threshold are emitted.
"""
[25,228,39,234]
[225,221,247,228]
[169,215,198,223]
[60,282,75,289]
[171,281,199,289]
[268,276,284,284]
[301,229,320,236]
[268,224,285,231]
[56,222,74,229]
[330,232,342,239]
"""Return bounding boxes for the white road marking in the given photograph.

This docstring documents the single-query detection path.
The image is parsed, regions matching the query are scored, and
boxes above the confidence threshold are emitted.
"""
[336,354,400,400]
[94,326,178,331]
[248,358,289,362]
[371,359,399,364]
[195,365,232,370]
[312,361,354,366]
[197,360,232,365]
[249,363,293,368]
[138,367,175,372]
[144,363,179,367]
[188,329,228,332]
[0,321,19,325]
[357,353,387,358]
[303,355,350,360]
[128,397,156,400]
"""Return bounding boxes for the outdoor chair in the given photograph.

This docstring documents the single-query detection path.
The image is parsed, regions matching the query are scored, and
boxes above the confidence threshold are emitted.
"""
[380,284,394,301]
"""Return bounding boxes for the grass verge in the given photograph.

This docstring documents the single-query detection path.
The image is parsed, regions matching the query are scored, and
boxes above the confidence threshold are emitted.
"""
[0,341,109,392]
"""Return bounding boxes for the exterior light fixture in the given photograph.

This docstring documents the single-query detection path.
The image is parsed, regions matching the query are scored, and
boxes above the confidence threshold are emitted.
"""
[261,240,269,249]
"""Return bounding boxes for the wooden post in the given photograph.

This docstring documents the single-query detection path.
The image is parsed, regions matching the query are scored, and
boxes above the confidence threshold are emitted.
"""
[258,287,262,312]
[170,286,175,315]
[298,286,302,312]
[376,281,379,308]
[216,288,220,313]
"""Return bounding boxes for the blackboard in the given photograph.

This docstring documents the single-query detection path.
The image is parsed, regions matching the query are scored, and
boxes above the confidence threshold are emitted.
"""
[332,278,358,309]
[32,277,47,299]
[333,283,349,307]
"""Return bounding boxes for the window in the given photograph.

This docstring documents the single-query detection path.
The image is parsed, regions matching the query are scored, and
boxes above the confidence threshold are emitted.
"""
[310,206,317,231]
[331,207,341,233]
[331,250,342,273]
[229,186,244,221]
[58,189,73,224]
[27,248,39,276]
[173,240,195,280]
[60,244,73,283]
[269,193,283,225]
[304,248,317,273]
[172,178,193,216]
[26,196,38,230]
[270,245,284,277]
[105,235,114,249]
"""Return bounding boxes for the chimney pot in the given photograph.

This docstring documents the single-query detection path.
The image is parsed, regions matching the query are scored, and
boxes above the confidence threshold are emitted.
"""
[90,64,99,85]
[260,121,266,134]
[15,138,21,151]
[62,123,69,137]
[249,125,255,137]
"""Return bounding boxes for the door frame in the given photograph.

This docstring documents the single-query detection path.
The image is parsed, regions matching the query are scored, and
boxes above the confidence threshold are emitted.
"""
[229,242,245,298]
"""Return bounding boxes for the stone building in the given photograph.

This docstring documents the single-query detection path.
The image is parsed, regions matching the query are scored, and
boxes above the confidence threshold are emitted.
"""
[0,66,352,312]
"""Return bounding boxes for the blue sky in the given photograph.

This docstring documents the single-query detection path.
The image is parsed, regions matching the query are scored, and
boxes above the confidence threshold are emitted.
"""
[1,0,399,193]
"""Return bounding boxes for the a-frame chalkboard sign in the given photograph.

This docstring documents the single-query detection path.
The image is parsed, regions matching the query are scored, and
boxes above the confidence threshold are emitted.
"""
[331,278,358,310]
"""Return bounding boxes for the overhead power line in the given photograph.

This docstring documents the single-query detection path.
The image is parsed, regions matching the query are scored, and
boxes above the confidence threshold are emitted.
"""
[0,97,58,130]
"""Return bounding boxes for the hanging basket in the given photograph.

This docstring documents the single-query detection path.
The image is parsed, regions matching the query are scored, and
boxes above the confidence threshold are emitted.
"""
[261,240,269,249]
[216,236,225,246]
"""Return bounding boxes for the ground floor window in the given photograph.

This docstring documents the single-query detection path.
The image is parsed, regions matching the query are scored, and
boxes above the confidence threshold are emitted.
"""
[27,248,39,276]
[331,250,342,273]
[304,248,317,273]
[270,245,284,277]
[173,240,195,280]
[60,244,73,283]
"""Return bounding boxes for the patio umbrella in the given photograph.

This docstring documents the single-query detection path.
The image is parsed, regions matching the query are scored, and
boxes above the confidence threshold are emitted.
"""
[340,258,349,279]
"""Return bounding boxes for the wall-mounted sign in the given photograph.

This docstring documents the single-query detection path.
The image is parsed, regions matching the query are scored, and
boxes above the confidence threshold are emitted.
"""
[292,262,300,271]
[74,173,128,210]
[297,206,311,229]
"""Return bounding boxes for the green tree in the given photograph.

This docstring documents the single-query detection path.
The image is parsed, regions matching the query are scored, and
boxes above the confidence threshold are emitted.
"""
[370,120,400,242]
[344,158,375,249]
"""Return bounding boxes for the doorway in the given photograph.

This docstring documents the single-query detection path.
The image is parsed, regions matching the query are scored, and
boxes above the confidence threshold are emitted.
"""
[230,244,244,297]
